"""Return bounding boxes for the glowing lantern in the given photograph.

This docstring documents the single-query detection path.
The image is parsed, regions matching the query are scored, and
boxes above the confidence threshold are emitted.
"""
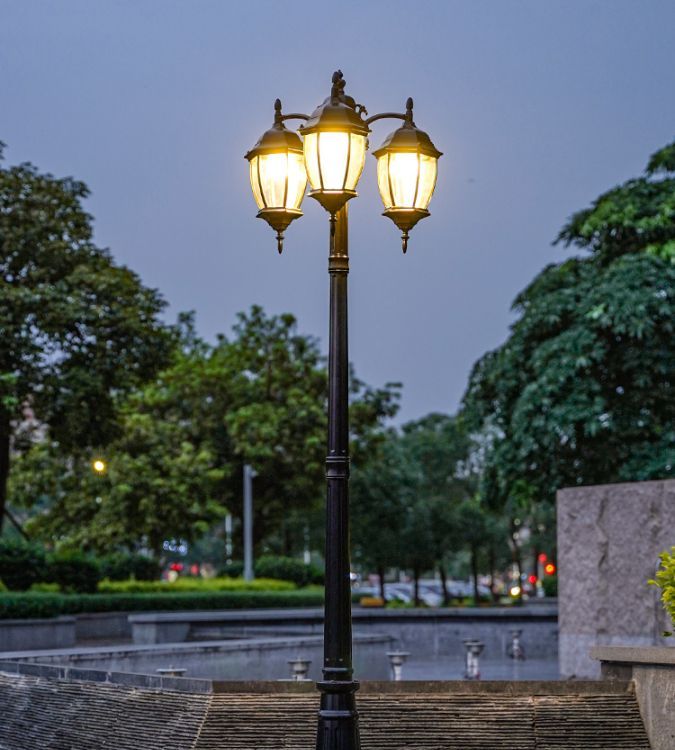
[373,98,442,252]
[299,71,369,214]
[246,99,307,253]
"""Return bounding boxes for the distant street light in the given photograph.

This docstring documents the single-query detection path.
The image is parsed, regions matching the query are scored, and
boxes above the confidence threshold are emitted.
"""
[245,70,441,750]
[92,458,107,475]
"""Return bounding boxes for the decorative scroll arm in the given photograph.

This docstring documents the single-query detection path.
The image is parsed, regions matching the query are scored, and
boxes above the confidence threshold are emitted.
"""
[365,97,414,128]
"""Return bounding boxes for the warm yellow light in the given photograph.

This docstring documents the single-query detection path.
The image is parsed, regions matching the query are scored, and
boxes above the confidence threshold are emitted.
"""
[303,132,367,192]
[510,585,522,597]
[249,151,307,211]
[92,459,107,475]
[376,151,438,211]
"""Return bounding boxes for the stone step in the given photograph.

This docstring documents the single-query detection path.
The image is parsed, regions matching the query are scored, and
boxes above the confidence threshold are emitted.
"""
[0,672,650,750]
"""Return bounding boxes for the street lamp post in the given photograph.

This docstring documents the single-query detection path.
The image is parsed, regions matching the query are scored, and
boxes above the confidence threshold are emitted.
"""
[245,71,441,750]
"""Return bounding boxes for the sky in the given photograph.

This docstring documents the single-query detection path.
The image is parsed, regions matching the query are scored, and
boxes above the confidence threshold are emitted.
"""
[2,0,674,423]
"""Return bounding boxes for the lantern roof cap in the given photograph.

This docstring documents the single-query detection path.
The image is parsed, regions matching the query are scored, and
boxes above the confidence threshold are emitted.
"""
[245,100,304,161]
[299,71,370,137]
[373,120,442,159]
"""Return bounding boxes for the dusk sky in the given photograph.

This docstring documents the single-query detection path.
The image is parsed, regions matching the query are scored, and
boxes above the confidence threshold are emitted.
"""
[2,1,674,423]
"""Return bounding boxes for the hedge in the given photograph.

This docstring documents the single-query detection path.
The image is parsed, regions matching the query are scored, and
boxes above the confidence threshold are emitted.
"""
[254,555,324,586]
[100,554,161,582]
[98,577,295,594]
[1,543,162,592]
[0,539,46,591]
[0,589,326,620]
[46,552,101,594]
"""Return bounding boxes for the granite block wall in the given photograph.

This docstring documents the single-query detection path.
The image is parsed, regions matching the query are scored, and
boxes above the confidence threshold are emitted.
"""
[557,479,675,678]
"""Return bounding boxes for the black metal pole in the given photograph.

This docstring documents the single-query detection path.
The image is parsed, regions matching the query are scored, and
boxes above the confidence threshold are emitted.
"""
[316,204,361,750]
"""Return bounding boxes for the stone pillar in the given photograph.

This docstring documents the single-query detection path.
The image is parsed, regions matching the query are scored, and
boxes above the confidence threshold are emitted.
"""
[557,479,675,678]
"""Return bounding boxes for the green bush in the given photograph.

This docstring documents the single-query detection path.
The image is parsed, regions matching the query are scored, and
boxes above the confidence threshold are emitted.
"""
[30,582,60,593]
[254,555,323,587]
[0,539,46,591]
[308,564,324,586]
[0,589,325,619]
[649,546,675,636]
[99,553,161,581]
[46,552,101,594]
[542,574,558,598]
[98,576,294,593]
[218,561,244,578]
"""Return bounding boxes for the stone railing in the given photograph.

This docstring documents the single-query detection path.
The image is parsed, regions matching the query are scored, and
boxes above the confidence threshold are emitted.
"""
[592,644,675,750]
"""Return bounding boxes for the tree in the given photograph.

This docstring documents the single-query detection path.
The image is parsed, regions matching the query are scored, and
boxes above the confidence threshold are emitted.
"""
[463,141,675,509]
[0,144,173,533]
[12,306,400,555]
[399,414,474,604]
[351,434,416,600]
[11,411,225,556]
[455,496,488,605]
[351,412,488,606]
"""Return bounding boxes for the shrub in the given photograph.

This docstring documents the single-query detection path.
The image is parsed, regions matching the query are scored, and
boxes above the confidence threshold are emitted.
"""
[0,589,325,619]
[98,576,294,593]
[30,582,60,593]
[542,574,558,598]
[46,552,101,594]
[649,546,675,636]
[307,564,324,586]
[99,553,161,581]
[0,539,46,591]
[254,555,322,587]
[218,561,244,578]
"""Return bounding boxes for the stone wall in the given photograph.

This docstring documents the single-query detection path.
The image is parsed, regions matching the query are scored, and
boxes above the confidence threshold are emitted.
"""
[557,479,675,678]
[0,617,76,651]
[130,605,559,660]
[0,633,392,681]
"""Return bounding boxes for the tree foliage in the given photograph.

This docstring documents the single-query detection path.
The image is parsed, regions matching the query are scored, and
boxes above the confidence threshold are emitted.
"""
[11,306,400,555]
[0,143,173,532]
[463,141,675,508]
[351,412,506,603]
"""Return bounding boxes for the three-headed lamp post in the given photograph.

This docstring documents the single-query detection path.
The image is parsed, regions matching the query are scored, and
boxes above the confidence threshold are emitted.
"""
[245,71,441,750]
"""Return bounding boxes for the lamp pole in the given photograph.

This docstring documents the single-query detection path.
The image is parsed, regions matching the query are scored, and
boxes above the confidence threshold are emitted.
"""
[245,71,441,750]
[319,202,359,750]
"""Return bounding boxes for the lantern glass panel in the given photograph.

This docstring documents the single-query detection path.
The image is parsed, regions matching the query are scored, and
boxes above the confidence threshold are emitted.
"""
[415,154,438,210]
[376,154,393,208]
[318,132,350,190]
[249,156,265,210]
[388,152,420,208]
[344,133,367,191]
[376,151,439,210]
[303,131,367,192]
[285,152,308,209]
[258,153,288,208]
[303,133,321,190]
[250,152,307,211]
